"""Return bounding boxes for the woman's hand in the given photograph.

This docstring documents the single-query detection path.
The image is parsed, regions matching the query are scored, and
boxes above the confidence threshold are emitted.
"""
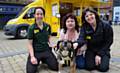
[31,56,38,64]
[73,43,78,49]
[95,55,101,66]
[77,44,87,55]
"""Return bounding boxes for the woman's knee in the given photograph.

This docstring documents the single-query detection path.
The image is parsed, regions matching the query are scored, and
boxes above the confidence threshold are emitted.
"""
[97,65,109,72]
[26,58,38,73]
[85,64,95,71]
[97,55,110,72]
[47,59,58,71]
[26,64,38,73]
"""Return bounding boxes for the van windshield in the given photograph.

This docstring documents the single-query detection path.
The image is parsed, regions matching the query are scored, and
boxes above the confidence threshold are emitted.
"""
[15,7,28,18]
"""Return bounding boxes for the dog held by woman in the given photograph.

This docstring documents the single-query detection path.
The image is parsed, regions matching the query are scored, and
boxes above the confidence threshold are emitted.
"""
[52,40,76,73]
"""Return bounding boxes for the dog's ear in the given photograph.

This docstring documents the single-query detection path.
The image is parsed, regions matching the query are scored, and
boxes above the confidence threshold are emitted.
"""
[57,40,63,49]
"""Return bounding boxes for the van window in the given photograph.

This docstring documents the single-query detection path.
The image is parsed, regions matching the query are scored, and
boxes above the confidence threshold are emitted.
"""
[23,8,35,19]
[74,7,80,16]
[52,4,58,16]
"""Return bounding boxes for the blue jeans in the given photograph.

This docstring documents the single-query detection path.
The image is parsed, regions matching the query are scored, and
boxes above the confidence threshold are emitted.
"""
[76,54,85,69]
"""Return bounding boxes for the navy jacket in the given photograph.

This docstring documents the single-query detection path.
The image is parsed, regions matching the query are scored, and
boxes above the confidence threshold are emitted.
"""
[77,20,113,57]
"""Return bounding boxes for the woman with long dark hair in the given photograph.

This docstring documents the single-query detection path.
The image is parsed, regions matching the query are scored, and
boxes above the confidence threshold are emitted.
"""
[59,13,87,69]
[73,7,113,72]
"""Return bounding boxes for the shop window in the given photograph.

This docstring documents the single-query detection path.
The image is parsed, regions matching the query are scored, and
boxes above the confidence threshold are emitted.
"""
[74,7,80,16]
[60,3,72,13]
[52,4,58,16]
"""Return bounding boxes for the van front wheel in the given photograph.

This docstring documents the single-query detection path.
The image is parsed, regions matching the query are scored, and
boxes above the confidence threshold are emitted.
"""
[16,27,28,38]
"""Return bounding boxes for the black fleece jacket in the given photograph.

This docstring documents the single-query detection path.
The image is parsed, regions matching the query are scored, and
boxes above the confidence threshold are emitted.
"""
[77,20,113,57]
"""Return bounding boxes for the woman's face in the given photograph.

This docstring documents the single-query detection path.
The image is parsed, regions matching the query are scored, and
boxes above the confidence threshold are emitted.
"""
[85,11,96,25]
[66,17,75,30]
[34,8,44,22]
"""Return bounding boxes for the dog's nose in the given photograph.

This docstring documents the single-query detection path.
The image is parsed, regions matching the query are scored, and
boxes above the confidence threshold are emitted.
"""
[64,47,68,50]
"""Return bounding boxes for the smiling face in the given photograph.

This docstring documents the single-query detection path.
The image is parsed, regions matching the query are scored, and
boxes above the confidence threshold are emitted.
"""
[85,11,96,25]
[66,17,76,30]
[34,8,44,23]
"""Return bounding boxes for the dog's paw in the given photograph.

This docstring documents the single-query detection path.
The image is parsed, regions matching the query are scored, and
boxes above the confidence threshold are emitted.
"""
[59,60,64,64]
[58,71,61,73]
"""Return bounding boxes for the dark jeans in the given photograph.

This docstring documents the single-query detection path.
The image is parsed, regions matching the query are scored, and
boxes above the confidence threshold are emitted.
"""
[26,50,58,73]
[85,50,110,72]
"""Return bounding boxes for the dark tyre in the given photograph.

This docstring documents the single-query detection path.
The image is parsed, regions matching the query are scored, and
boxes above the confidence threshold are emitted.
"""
[16,27,28,38]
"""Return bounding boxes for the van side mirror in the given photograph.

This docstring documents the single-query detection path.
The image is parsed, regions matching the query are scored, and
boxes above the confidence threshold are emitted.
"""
[23,14,29,19]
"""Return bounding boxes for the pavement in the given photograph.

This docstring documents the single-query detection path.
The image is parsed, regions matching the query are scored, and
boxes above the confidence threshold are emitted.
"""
[0,25,120,73]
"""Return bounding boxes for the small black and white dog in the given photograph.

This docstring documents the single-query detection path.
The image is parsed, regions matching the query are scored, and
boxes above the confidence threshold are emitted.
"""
[52,40,76,73]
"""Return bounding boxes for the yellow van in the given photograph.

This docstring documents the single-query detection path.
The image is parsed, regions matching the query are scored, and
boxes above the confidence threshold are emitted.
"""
[3,0,45,38]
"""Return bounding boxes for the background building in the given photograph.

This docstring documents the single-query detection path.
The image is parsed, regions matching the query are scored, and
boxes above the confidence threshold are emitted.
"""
[0,0,29,29]
[113,0,120,24]
[113,0,120,6]
[98,0,113,22]
[0,0,34,4]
